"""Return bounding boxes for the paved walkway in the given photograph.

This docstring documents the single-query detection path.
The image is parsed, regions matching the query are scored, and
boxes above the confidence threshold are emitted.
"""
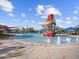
[0,40,79,59]
[6,45,79,59]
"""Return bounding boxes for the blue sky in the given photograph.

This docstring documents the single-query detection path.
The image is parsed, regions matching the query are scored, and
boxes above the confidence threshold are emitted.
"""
[0,0,79,29]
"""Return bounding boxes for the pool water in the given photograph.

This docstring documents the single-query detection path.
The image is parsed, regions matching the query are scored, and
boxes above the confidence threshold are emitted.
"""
[14,33,79,45]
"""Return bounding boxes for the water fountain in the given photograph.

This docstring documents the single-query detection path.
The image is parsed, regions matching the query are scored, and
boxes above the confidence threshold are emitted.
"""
[76,38,79,41]
[66,37,71,42]
[57,36,61,44]
[47,39,50,43]
[76,38,79,44]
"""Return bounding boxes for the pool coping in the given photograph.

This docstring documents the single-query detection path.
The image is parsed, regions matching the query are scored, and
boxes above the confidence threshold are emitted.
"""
[14,39,79,48]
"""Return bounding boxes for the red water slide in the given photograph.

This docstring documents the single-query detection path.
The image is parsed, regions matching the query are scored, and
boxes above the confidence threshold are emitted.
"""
[48,14,54,21]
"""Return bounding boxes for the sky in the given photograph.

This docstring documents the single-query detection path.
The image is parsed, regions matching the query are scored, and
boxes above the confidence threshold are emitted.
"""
[0,0,79,29]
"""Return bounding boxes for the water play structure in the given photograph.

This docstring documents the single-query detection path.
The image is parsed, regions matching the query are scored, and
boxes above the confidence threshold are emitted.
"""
[41,14,56,37]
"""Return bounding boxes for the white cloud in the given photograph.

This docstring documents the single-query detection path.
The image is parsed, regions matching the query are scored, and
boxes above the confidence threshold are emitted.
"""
[65,17,72,24]
[66,17,70,20]
[56,18,72,28]
[74,10,78,14]
[24,20,28,22]
[31,20,35,23]
[35,14,38,16]
[60,17,63,20]
[56,19,63,24]
[24,20,35,23]
[36,5,44,15]
[36,5,62,18]
[0,0,14,16]
[56,19,64,27]
[41,16,47,18]
[76,6,79,10]
[29,8,32,11]
[65,20,72,24]
[9,13,14,17]
[21,13,26,17]
[73,16,78,20]
[59,12,62,16]
[46,6,60,15]
[38,22,44,25]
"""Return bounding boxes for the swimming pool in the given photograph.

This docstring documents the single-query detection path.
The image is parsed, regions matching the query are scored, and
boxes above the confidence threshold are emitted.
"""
[14,33,79,45]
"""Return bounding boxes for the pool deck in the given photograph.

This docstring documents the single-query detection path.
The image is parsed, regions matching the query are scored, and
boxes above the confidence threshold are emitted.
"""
[70,35,79,38]
[0,35,79,59]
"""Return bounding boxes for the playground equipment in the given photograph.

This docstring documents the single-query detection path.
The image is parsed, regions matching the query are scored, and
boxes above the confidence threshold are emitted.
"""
[41,14,56,37]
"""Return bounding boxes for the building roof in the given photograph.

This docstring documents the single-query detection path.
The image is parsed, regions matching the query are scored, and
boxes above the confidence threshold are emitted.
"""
[65,27,79,31]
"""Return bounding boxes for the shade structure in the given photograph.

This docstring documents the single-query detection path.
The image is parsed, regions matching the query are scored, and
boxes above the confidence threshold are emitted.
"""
[65,27,79,31]
[0,26,7,28]
[7,26,16,28]
[0,26,16,29]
